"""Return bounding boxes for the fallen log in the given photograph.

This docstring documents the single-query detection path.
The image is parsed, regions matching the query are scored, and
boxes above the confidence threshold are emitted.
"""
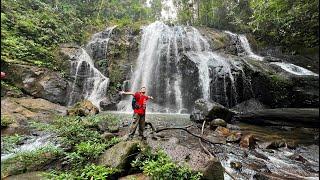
[234,108,319,128]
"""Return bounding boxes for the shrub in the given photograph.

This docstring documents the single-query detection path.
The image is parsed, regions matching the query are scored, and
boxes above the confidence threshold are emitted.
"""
[1,134,25,153]
[1,114,15,128]
[132,149,202,180]
[44,164,119,180]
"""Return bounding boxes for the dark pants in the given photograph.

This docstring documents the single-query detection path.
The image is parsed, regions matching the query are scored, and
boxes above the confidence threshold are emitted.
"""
[128,113,145,137]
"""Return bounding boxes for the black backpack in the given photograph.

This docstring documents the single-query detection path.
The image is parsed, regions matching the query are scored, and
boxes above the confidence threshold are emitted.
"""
[132,97,140,110]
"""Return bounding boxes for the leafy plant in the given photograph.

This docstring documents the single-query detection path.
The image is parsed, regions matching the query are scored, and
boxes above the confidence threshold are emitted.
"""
[132,149,202,180]
[1,134,25,153]
[1,114,15,128]
[44,164,119,180]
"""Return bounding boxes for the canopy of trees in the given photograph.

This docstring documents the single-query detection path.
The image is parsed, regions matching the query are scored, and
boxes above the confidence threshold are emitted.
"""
[1,0,161,69]
[175,0,319,50]
[1,0,318,69]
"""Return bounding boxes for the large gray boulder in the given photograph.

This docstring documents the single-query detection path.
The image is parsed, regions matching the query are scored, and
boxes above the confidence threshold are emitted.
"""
[190,99,235,123]
[98,140,143,170]
[147,137,224,180]
[4,64,68,105]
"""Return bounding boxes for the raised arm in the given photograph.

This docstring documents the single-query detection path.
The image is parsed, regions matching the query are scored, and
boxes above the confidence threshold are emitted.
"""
[119,91,135,96]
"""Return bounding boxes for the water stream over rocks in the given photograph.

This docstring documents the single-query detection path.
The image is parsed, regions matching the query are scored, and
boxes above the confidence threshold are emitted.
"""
[68,26,116,109]
[1,133,60,162]
[108,112,319,180]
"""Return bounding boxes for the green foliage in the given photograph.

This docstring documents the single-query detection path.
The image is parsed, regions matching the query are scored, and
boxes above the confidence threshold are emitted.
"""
[1,0,159,70]
[31,116,101,146]
[249,0,319,49]
[1,81,23,97]
[1,114,15,128]
[1,134,25,153]
[1,145,63,178]
[176,0,319,50]
[44,164,119,180]
[30,114,121,169]
[83,113,120,128]
[63,141,107,168]
[132,149,202,180]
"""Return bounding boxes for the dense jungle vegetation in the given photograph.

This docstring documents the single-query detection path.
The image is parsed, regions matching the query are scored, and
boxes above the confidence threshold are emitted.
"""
[1,0,318,70]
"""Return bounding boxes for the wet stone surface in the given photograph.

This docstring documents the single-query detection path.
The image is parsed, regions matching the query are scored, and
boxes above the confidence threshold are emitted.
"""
[108,112,319,180]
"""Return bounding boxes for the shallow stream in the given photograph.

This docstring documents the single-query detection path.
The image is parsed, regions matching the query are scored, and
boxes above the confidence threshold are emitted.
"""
[110,111,319,180]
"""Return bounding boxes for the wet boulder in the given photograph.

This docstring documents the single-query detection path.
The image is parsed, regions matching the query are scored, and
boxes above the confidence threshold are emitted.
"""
[66,100,99,116]
[147,138,224,179]
[190,99,235,123]
[240,134,256,149]
[98,140,143,170]
[215,126,231,137]
[230,161,242,171]
[200,157,224,180]
[259,140,286,150]
[209,118,227,128]
[231,98,267,114]
[206,135,226,144]
[226,132,242,143]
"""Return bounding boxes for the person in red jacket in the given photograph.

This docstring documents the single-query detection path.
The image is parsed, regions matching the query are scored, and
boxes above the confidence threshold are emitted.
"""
[120,87,153,140]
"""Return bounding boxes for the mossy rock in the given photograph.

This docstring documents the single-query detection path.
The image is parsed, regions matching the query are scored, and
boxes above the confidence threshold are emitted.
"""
[1,147,62,179]
[98,140,144,170]
[66,100,99,117]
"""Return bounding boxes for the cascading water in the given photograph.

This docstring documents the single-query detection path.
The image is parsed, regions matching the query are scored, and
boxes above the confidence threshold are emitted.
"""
[270,62,319,76]
[238,35,264,61]
[224,31,264,61]
[68,26,115,109]
[118,21,253,112]
[225,30,318,77]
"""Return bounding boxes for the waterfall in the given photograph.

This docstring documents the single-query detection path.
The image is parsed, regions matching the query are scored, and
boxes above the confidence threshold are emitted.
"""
[238,35,264,61]
[68,26,115,109]
[118,21,252,112]
[224,31,264,61]
[270,62,319,76]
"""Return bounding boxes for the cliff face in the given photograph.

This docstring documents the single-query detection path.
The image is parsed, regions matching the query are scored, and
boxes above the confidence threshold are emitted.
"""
[1,23,318,111]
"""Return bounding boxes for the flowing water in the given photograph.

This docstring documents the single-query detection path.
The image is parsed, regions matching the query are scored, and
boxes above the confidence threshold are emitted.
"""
[109,112,319,180]
[117,21,253,112]
[271,62,319,76]
[1,134,59,161]
[224,31,264,61]
[68,26,115,109]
